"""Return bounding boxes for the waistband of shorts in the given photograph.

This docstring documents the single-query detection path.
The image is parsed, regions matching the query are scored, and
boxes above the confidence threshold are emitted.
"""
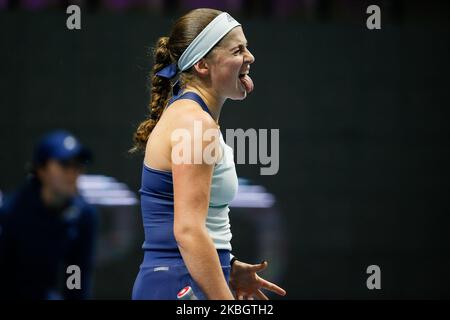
[142,248,231,267]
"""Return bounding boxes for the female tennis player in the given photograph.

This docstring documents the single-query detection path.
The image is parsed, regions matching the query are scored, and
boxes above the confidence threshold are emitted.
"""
[130,8,286,300]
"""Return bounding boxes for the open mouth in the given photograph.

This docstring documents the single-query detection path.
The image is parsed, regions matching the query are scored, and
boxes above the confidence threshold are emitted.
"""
[238,72,254,94]
[238,72,249,78]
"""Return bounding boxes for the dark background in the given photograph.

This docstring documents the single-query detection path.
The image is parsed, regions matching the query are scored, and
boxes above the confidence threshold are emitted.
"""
[1,0,449,298]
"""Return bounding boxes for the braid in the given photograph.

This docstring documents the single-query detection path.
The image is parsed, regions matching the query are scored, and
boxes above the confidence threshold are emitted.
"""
[130,36,173,153]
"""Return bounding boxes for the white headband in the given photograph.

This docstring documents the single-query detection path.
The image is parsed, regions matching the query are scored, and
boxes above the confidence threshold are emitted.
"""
[178,12,241,71]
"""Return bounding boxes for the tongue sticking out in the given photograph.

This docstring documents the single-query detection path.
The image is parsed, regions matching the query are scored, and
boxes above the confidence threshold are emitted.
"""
[239,74,254,94]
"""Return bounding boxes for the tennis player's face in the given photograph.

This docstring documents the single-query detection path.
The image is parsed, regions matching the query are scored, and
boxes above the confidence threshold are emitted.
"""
[209,27,255,100]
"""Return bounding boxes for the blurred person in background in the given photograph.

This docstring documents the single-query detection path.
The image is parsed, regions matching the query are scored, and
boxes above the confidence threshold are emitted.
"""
[0,130,98,300]
[130,8,286,300]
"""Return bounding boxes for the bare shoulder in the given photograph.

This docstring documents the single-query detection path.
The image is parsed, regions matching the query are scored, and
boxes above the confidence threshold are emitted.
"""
[162,99,221,166]
[163,98,217,133]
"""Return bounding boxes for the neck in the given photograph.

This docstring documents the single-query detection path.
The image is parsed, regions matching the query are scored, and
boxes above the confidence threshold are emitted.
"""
[184,83,226,123]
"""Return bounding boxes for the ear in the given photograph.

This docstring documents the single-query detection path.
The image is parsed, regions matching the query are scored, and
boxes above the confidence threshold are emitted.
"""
[192,58,210,77]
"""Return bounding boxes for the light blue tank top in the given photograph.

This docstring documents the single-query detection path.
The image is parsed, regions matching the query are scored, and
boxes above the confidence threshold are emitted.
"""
[139,90,238,253]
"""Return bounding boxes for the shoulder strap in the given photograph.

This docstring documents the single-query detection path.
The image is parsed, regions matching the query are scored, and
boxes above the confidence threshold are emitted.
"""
[166,90,212,117]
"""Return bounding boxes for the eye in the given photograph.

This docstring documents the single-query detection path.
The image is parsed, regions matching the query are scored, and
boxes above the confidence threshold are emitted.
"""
[233,46,246,55]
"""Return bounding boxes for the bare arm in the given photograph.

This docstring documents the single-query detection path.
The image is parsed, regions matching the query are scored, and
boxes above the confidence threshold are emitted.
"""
[171,107,234,300]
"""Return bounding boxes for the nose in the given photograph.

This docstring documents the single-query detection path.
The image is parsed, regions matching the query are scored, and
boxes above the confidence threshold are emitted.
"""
[244,48,255,65]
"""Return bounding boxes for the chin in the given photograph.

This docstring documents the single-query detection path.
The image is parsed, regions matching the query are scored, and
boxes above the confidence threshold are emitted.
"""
[229,95,246,101]
[228,87,248,101]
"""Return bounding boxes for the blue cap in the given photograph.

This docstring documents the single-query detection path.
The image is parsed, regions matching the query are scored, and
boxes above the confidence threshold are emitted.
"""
[32,130,92,166]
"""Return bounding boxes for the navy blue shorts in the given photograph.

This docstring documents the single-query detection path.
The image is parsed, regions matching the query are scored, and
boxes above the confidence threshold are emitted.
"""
[132,249,231,300]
